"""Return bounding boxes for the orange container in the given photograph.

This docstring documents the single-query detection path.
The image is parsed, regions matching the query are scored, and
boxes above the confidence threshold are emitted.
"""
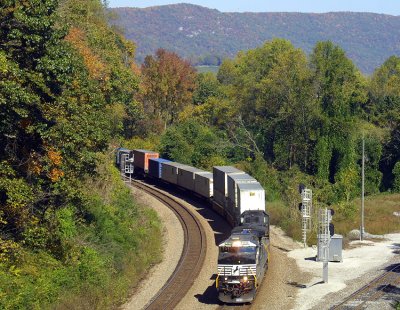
[132,149,159,172]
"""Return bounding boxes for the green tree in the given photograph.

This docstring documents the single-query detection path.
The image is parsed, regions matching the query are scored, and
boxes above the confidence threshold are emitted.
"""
[193,72,222,105]
[160,120,227,169]
[310,42,367,185]
[366,56,400,190]
[394,161,400,192]
[217,39,319,170]
[367,56,400,128]
[310,41,366,119]
[60,0,140,139]
[0,0,113,254]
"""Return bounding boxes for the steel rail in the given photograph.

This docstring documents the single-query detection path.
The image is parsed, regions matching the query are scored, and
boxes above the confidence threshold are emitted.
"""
[332,263,400,310]
[126,179,207,310]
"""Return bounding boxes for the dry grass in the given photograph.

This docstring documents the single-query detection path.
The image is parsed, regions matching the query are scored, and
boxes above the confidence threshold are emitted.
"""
[334,193,400,236]
[268,193,400,246]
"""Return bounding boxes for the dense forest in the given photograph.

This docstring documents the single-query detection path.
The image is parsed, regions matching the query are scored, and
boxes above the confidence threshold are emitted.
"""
[110,3,400,73]
[1,0,400,309]
[0,0,161,308]
[132,39,400,239]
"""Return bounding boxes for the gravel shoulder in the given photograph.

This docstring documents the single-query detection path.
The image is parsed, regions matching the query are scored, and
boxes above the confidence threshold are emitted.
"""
[288,233,400,310]
[121,185,184,310]
[251,226,311,310]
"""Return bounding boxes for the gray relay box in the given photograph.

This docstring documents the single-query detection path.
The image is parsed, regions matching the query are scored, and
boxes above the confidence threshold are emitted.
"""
[317,234,343,262]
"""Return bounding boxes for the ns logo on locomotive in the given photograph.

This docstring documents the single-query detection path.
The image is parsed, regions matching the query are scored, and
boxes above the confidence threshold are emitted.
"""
[116,148,270,304]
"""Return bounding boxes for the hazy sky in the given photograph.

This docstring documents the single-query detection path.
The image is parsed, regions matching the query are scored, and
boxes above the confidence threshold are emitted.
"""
[107,0,400,15]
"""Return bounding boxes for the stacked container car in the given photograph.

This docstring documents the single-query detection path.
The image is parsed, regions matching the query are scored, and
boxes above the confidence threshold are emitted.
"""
[177,166,205,191]
[116,152,266,225]
[213,166,244,217]
[132,149,159,174]
[148,158,171,179]
[227,173,258,218]
[116,148,269,304]
[161,162,188,185]
[194,172,213,199]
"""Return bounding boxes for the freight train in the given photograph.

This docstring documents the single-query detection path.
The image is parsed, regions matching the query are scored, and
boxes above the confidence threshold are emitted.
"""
[116,148,270,304]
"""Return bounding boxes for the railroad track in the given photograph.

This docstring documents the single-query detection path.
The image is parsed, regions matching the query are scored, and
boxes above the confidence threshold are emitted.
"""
[332,263,400,309]
[218,304,251,310]
[127,179,207,310]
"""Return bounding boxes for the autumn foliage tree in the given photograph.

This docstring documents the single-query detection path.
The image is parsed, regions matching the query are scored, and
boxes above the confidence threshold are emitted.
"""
[0,1,160,309]
[141,48,196,130]
[0,0,138,266]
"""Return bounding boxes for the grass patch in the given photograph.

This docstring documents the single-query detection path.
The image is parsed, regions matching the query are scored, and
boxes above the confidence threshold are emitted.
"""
[267,192,400,245]
[267,200,303,242]
[195,65,219,74]
[334,193,400,236]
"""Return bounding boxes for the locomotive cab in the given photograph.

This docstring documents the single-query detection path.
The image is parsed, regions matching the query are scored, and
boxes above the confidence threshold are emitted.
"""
[216,231,268,303]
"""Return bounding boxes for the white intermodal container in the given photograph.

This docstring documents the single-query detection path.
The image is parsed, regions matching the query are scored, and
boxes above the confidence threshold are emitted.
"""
[236,182,265,216]
[194,172,213,198]
[227,173,258,209]
[161,162,187,185]
[213,166,244,206]
[177,165,206,191]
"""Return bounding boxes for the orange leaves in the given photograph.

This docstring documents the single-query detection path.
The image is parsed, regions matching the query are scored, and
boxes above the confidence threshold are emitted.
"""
[27,148,64,182]
[141,48,196,126]
[65,27,109,82]
[47,149,62,166]
[46,148,63,182]
[49,168,64,182]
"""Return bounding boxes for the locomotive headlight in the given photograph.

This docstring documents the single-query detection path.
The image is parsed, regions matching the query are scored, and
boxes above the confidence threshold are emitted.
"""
[232,240,242,247]
[243,276,248,282]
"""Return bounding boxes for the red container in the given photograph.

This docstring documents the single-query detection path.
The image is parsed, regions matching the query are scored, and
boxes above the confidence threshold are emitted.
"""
[132,149,159,172]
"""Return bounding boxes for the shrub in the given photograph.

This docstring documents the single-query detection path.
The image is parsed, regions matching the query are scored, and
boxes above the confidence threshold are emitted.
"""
[393,161,400,192]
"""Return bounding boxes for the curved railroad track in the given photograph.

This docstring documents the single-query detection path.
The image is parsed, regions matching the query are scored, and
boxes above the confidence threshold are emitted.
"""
[126,179,207,310]
[332,263,400,309]
[218,304,252,310]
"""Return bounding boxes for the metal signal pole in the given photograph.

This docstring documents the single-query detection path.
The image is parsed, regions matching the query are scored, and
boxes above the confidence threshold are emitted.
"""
[318,208,331,283]
[361,136,365,241]
[301,188,312,248]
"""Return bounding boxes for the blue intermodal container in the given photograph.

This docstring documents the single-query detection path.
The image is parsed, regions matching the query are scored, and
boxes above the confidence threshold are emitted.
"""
[149,158,171,179]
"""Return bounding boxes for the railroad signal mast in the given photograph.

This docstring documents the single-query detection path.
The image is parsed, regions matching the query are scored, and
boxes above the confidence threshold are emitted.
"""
[299,186,312,248]
[318,208,333,283]
[121,153,134,182]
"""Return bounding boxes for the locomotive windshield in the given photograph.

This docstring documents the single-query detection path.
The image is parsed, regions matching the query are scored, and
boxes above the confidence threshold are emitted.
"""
[218,246,257,264]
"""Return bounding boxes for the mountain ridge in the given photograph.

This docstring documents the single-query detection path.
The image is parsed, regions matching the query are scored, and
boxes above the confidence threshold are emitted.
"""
[110,3,400,73]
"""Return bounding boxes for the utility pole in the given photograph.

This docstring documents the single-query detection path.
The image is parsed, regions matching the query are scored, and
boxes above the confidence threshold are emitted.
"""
[361,136,365,241]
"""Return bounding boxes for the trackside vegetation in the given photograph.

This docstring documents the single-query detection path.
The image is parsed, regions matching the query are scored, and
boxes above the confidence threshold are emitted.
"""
[0,0,161,308]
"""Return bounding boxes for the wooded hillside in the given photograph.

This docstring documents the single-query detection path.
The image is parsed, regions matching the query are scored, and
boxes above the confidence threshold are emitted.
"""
[0,1,161,308]
[111,3,400,74]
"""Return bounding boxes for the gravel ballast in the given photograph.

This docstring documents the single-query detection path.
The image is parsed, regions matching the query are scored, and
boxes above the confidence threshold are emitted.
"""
[121,182,400,310]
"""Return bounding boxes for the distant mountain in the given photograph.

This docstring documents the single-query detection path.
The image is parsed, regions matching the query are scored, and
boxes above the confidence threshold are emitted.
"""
[110,3,400,74]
